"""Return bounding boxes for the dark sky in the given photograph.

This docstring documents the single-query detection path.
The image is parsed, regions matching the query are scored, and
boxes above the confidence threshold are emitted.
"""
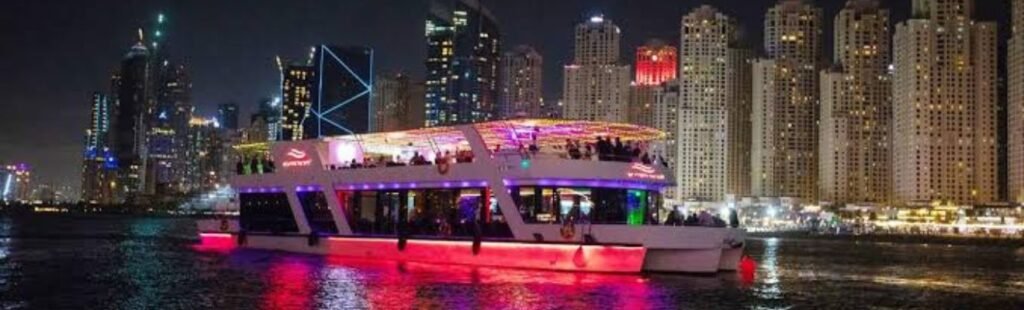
[0,0,1009,189]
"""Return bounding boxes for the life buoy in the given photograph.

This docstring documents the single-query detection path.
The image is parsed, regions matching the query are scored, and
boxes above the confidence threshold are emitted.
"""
[219,219,229,232]
[560,222,576,240]
[437,161,451,175]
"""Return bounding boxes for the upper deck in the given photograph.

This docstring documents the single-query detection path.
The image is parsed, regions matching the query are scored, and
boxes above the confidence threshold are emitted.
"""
[232,119,674,191]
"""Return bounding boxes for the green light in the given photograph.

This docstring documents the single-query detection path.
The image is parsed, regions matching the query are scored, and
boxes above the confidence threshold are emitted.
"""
[520,159,531,169]
[155,30,162,37]
[158,14,165,24]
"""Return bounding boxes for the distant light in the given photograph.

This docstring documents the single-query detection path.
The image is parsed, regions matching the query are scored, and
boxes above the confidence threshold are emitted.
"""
[520,159,531,169]
[590,15,604,23]
[158,13,166,24]
[155,30,162,37]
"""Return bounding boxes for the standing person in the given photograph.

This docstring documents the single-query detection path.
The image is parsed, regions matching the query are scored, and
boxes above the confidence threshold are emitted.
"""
[614,137,625,162]
[596,137,608,161]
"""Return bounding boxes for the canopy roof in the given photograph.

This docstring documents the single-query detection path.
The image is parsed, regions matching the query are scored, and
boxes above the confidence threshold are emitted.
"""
[326,119,666,151]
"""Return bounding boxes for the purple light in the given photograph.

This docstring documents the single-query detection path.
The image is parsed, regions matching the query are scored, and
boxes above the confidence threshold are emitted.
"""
[443,182,452,188]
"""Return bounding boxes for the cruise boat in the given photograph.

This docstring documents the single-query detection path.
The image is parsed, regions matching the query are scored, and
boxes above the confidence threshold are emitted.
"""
[198,119,745,273]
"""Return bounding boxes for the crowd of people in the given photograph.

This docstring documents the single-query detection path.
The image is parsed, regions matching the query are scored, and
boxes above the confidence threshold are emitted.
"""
[324,149,476,171]
[556,137,670,167]
[662,208,740,228]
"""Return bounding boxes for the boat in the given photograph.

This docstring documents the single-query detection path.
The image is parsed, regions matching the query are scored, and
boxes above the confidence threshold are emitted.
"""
[197,119,745,273]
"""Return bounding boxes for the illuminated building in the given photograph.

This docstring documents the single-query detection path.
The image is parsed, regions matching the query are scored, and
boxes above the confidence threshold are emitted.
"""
[498,45,544,119]
[217,103,240,131]
[893,0,998,205]
[752,0,822,201]
[252,97,283,142]
[677,6,752,202]
[373,72,425,132]
[281,64,314,141]
[81,92,117,204]
[424,0,501,127]
[148,62,193,195]
[563,15,631,123]
[819,0,891,205]
[112,42,151,202]
[635,40,677,86]
[1,164,31,203]
[184,117,226,192]
[652,80,680,200]
[1011,0,1024,203]
[303,45,374,138]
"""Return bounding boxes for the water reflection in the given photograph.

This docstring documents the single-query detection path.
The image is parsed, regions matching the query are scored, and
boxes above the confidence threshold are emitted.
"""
[754,237,782,301]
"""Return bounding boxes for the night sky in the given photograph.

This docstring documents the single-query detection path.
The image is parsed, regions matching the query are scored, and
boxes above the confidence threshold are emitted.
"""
[0,0,1009,190]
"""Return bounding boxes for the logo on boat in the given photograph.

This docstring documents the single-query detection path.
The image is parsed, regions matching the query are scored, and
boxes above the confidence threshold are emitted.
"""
[282,148,313,168]
[627,163,665,180]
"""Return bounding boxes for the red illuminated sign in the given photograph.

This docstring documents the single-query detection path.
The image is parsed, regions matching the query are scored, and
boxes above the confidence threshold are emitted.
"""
[626,163,665,180]
[282,148,313,168]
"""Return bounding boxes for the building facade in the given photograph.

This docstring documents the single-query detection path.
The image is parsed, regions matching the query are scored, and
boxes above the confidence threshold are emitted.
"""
[893,0,998,205]
[373,72,426,132]
[112,43,151,202]
[281,65,314,141]
[1011,0,1024,203]
[498,45,544,119]
[752,0,822,202]
[677,6,751,202]
[304,45,374,138]
[81,92,117,204]
[819,0,891,205]
[629,40,677,128]
[652,80,680,201]
[563,15,631,123]
[425,0,501,127]
[217,103,240,131]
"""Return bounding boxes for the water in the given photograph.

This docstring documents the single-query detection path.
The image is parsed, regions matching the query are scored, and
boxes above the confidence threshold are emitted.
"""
[0,215,1022,309]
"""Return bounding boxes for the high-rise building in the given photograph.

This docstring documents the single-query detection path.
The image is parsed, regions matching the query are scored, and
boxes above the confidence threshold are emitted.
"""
[752,0,823,202]
[112,42,151,202]
[217,103,240,131]
[726,48,754,199]
[425,0,501,127]
[1010,0,1024,203]
[498,45,544,119]
[81,92,117,204]
[893,0,998,205]
[1,164,31,203]
[819,0,891,205]
[148,62,192,195]
[282,65,314,141]
[304,45,374,138]
[563,15,631,123]
[183,117,225,192]
[629,40,677,128]
[373,72,426,132]
[676,6,751,202]
[652,80,681,201]
[635,40,678,86]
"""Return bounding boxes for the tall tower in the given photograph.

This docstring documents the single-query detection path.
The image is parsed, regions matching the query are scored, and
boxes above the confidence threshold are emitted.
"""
[893,0,998,206]
[752,0,823,202]
[498,45,544,119]
[819,0,891,205]
[81,92,116,204]
[676,6,750,202]
[1010,0,1024,203]
[112,42,150,202]
[424,0,501,127]
[374,72,426,132]
[217,103,240,131]
[563,15,631,122]
[281,65,314,141]
[304,45,374,138]
[630,40,677,127]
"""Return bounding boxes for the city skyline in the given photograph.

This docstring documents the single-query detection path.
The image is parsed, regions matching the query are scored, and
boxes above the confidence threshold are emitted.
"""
[0,0,1010,190]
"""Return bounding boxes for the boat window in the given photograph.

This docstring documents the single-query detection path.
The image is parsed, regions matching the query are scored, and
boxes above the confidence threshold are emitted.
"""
[239,193,298,233]
[297,191,338,234]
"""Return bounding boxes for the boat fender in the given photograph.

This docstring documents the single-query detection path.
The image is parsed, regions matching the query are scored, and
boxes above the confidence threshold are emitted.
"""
[219,219,229,232]
[472,234,482,256]
[237,231,247,246]
[308,233,319,246]
[560,222,576,240]
[398,234,408,251]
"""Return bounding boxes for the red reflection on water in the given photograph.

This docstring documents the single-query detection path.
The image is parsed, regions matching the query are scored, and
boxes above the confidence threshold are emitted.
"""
[263,257,316,310]
[192,233,236,254]
[738,255,758,288]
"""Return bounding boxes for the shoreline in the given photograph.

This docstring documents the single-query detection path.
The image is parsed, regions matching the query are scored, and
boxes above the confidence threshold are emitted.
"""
[750,231,1024,247]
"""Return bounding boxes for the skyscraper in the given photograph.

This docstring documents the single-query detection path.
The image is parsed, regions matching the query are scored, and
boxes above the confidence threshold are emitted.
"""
[819,0,891,205]
[148,62,192,195]
[425,0,501,127]
[1010,0,1024,203]
[217,103,240,131]
[304,45,374,138]
[81,92,117,204]
[373,72,426,132]
[498,45,544,119]
[282,65,314,141]
[676,6,751,202]
[652,80,680,200]
[629,40,677,128]
[563,15,631,123]
[893,0,998,205]
[112,42,151,202]
[752,0,823,201]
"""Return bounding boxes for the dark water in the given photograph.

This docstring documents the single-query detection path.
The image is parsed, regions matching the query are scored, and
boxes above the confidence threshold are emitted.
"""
[0,216,1022,309]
